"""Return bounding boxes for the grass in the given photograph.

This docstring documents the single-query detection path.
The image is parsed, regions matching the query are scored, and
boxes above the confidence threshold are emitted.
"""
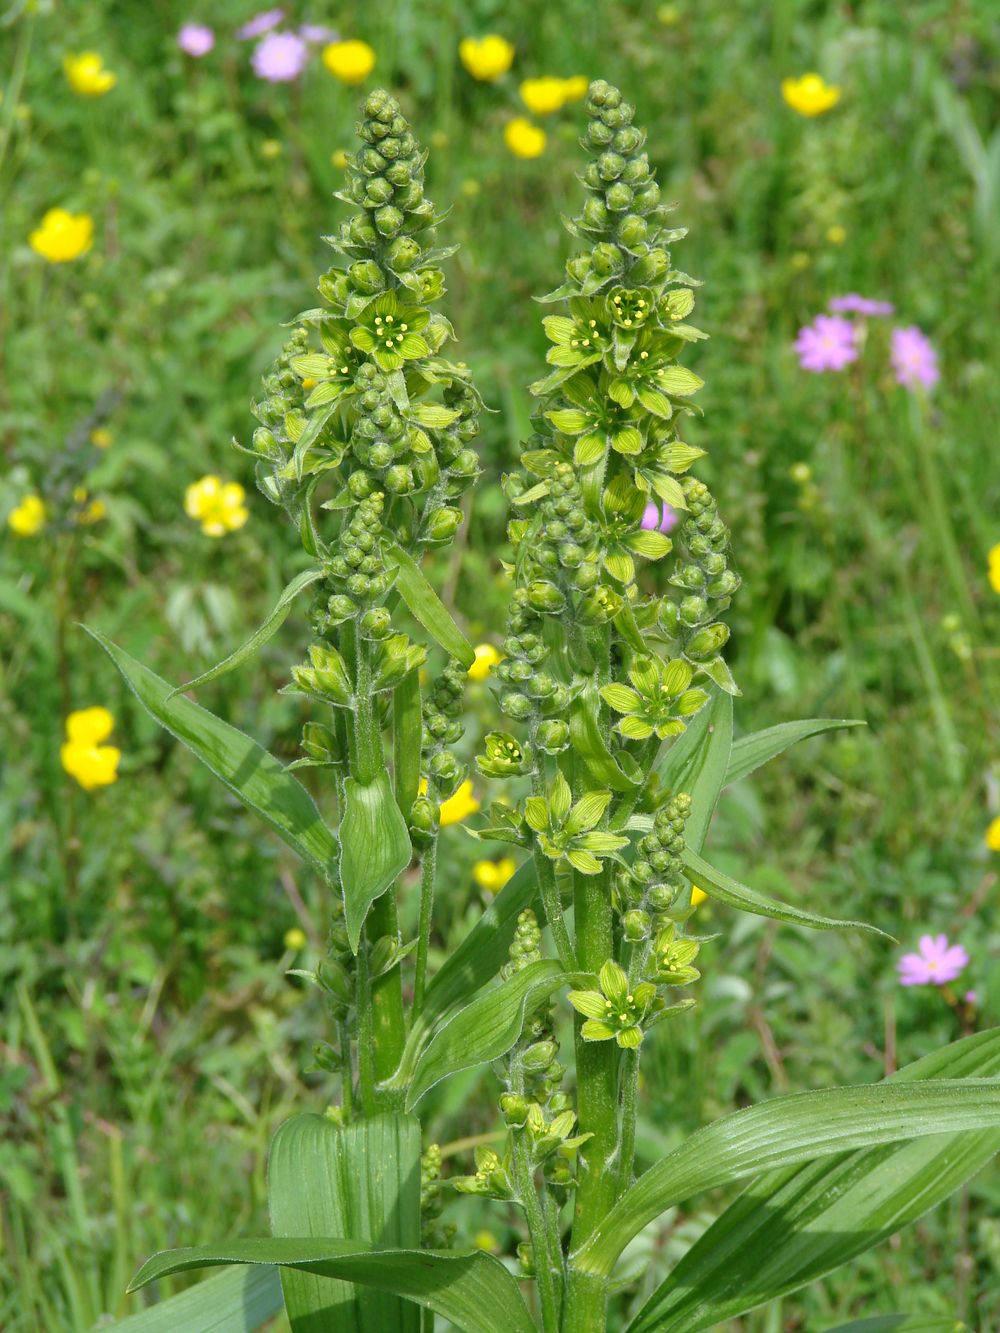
[1,1,999,1328]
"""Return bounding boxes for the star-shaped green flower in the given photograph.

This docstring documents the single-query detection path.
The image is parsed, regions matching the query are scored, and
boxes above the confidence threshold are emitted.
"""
[600,654,709,740]
[523,772,628,875]
[568,960,656,1048]
[651,923,701,985]
[349,291,431,371]
[598,473,673,585]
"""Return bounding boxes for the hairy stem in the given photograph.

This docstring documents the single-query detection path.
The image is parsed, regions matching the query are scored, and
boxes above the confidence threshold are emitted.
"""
[511,1130,561,1333]
[412,830,439,1018]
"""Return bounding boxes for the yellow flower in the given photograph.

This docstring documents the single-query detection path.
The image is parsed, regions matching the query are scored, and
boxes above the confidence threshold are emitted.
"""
[781,73,841,117]
[988,543,1000,594]
[29,208,94,263]
[473,1230,499,1252]
[61,707,121,791]
[473,856,517,894]
[184,475,249,537]
[459,34,515,82]
[826,223,846,245]
[986,817,1000,853]
[561,76,589,102]
[8,494,46,536]
[63,52,117,97]
[73,486,106,524]
[322,39,376,85]
[468,643,502,682]
[504,118,546,159]
[789,462,812,484]
[690,885,708,907]
[284,927,307,951]
[260,138,282,160]
[90,428,113,448]
[519,77,566,116]
[331,149,350,169]
[438,779,480,826]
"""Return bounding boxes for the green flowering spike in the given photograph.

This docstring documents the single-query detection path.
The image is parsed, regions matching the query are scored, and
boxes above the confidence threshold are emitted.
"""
[421,657,467,799]
[523,775,629,875]
[622,790,693,914]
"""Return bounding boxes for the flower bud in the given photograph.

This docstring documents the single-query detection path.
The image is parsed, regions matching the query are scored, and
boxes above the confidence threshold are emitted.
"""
[424,506,462,542]
[535,719,570,754]
[522,1040,559,1072]
[623,909,651,942]
[630,247,667,282]
[499,1093,530,1128]
[409,794,437,835]
[591,242,624,275]
[348,260,385,294]
[316,956,352,1003]
[648,885,679,911]
[374,205,404,237]
[527,580,566,613]
[684,621,730,660]
[679,595,709,627]
[605,182,634,211]
[360,607,392,640]
[387,236,421,270]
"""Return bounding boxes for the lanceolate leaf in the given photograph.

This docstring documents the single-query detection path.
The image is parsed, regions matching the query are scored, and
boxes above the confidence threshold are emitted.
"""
[168,568,325,696]
[127,1240,536,1333]
[268,1112,421,1333]
[381,541,475,668]
[725,717,865,788]
[387,861,541,1091]
[340,770,412,952]
[682,847,889,939]
[570,683,641,793]
[623,1027,1000,1333]
[107,1267,282,1333]
[392,670,422,817]
[86,630,337,881]
[820,1319,966,1333]
[407,959,580,1108]
[576,1076,1000,1279]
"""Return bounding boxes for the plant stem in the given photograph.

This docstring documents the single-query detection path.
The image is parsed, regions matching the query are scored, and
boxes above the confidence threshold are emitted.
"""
[412,830,439,1018]
[356,942,377,1118]
[511,1130,561,1333]
[565,862,618,1332]
[338,1017,354,1119]
[616,1048,640,1199]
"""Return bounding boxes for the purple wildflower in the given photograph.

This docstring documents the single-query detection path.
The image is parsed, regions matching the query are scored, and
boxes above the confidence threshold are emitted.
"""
[897,934,969,987]
[793,314,859,373]
[828,294,894,317]
[642,502,678,534]
[177,23,215,57]
[965,990,978,1005]
[891,325,940,391]
[251,30,308,82]
[300,23,337,43]
[237,8,285,40]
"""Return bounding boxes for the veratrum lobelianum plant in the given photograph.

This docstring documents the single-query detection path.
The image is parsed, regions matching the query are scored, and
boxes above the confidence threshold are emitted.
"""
[96,85,1000,1333]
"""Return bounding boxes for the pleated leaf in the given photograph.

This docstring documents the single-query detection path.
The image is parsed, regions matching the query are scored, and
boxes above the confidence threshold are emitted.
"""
[340,771,412,952]
[623,1027,1000,1332]
[127,1240,536,1333]
[268,1112,421,1333]
[87,630,337,881]
[107,1267,283,1332]
[576,1074,1000,1279]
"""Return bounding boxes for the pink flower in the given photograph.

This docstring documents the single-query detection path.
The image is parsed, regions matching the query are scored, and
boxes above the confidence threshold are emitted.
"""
[300,23,337,43]
[891,325,940,391]
[794,314,859,373]
[251,30,308,82]
[897,934,969,987]
[642,502,678,534]
[177,23,215,57]
[237,8,285,40]
[828,294,894,317]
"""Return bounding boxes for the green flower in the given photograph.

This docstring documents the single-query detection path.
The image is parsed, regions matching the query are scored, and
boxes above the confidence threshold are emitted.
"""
[476,731,533,779]
[598,473,673,584]
[350,291,431,371]
[450,1145,514,1200]
[568,960,656,1048]
[600,654,708,740]
[544,373,643,466]
[651,923,701,985]
[523,772,629,875]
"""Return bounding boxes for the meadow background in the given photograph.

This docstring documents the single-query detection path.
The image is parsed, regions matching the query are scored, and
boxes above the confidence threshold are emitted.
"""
[2,0,999,1328]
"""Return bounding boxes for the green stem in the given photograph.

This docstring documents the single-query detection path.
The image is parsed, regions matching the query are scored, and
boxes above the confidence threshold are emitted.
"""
[616,1048,640,1199]
[530,770,577,973]
[338,1017,354,1119]
[412,830,439,1018]
[511,1130,560,1333]
[565,862,618,1332]
[356,943,377,1118]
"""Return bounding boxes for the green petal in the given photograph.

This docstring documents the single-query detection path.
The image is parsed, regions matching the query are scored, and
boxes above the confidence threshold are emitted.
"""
[568,990,612,1021]
[581,1020,617,1042]
[599,684,642,714]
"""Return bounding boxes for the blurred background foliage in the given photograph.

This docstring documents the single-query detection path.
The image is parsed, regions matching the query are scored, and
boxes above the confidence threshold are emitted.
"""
[1,0,999,1328]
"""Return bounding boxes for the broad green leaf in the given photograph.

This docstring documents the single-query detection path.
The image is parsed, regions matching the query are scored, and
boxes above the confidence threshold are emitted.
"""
[387,861,542,1090]
[821,1319,966,1333]
[269,1112,420,1332]
[86,630,337,881]
[107,1267,282,1332]
[682,847,889,939]
[169,568,324,696]
[381,541,475,668]
[407,959,578,1108]
[127,1240,536,1333]
[655,688,732,853]
[576,1075,1000,1280]
[725,717,865,787]
[392,671,422,816]
[340,770,412,952]
[625,1027,1000,1332]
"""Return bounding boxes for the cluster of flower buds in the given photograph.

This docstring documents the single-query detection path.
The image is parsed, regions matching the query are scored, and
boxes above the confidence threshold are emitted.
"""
[419,1143,455,1249]
[415,658,468,829]
[619,792,692,928]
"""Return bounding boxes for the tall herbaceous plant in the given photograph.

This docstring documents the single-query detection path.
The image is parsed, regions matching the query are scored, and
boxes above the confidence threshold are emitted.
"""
[97,85,1000,1333]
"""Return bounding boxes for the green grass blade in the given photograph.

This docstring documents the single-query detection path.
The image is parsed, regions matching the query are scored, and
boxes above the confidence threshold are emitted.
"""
[106,1267,283,1332]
